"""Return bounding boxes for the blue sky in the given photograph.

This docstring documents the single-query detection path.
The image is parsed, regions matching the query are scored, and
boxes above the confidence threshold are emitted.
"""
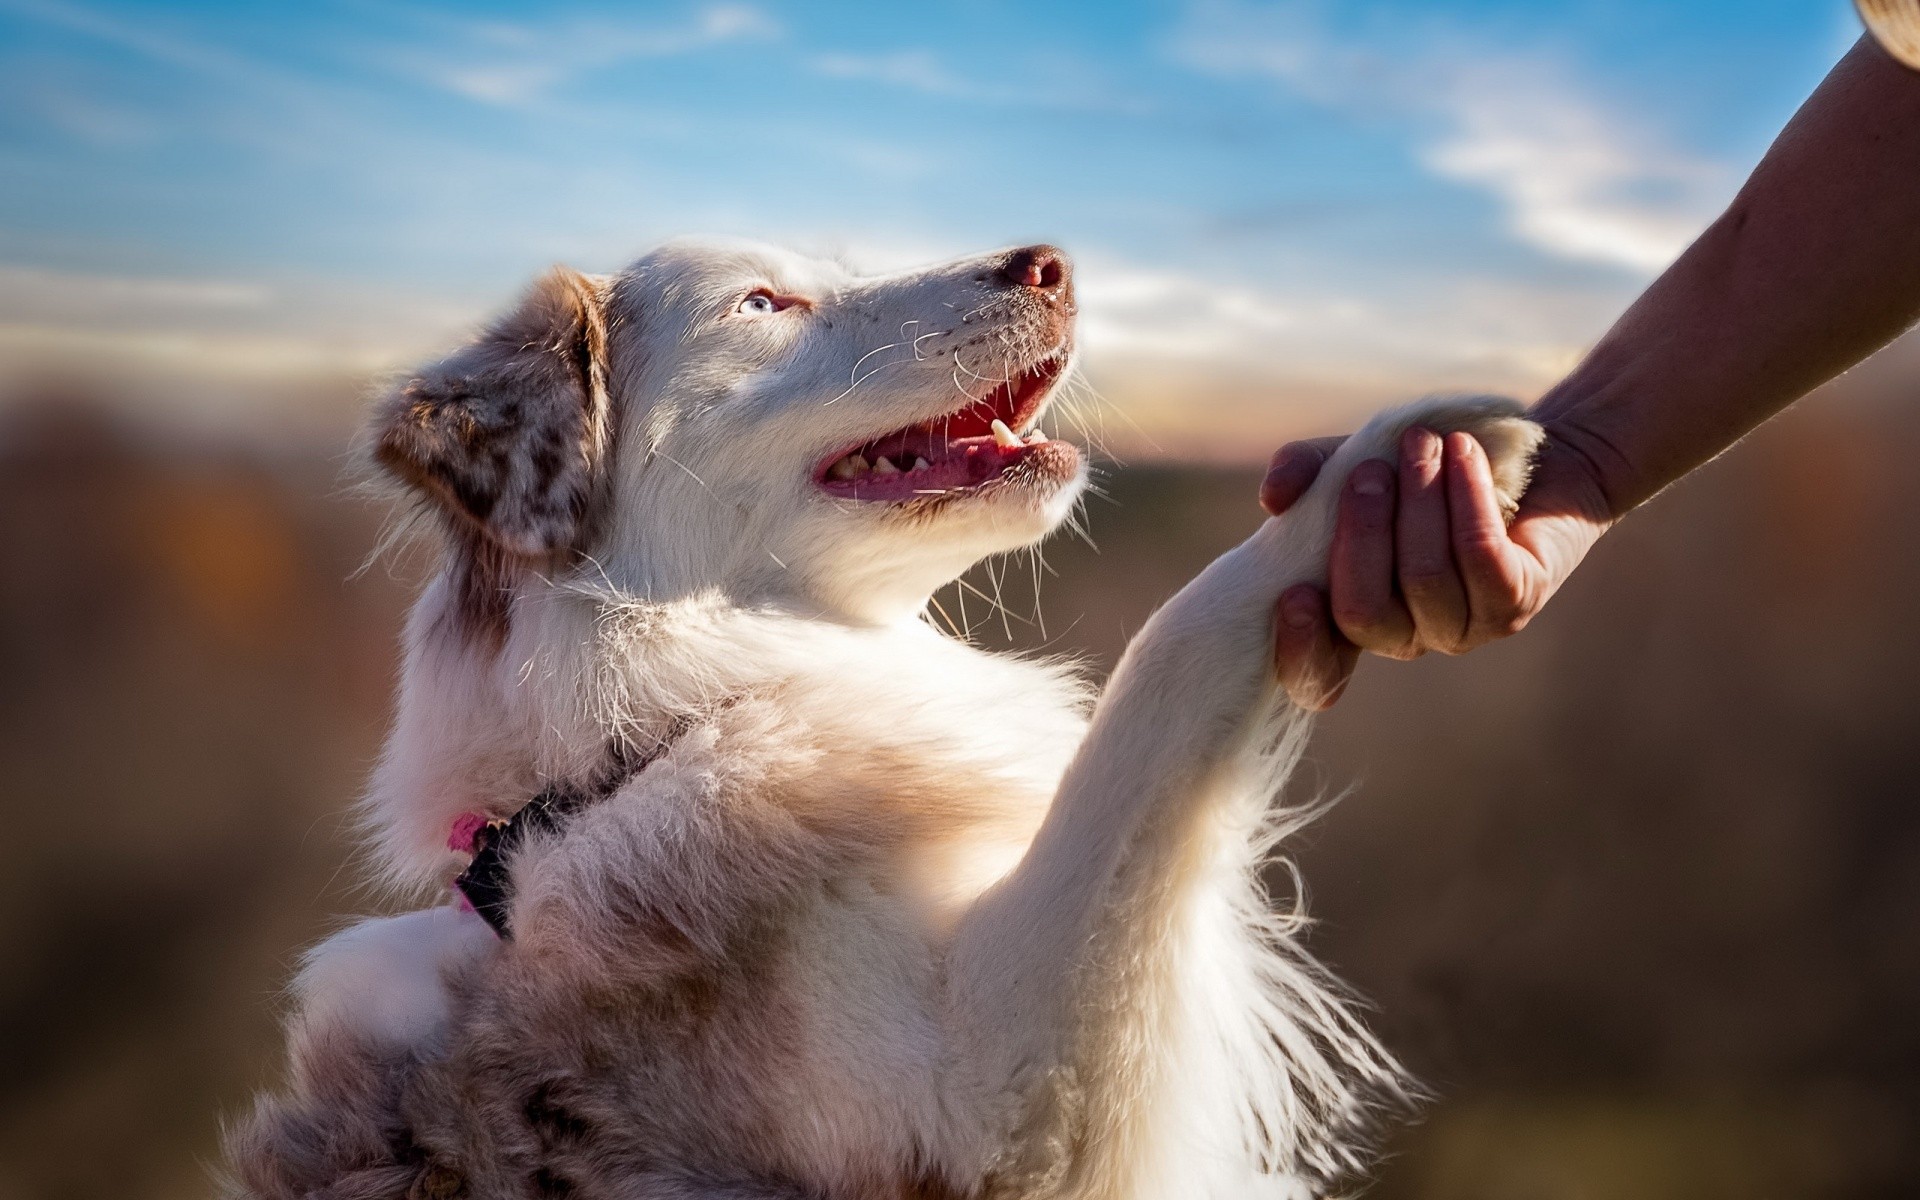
[0,0,1863,455]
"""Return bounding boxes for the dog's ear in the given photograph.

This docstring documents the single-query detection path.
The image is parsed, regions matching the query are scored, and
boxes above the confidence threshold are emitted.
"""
[373,267,613,558]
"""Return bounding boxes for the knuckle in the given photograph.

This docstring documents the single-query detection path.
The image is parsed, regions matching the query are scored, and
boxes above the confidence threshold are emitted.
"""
[1469,606,1532,642]
[1399,563,1456,597]
[1330,595,1387,633]
[1350,625,1409,656]
[1496,609,1534,638]
[1484,579,1530,617]
[1458,549,1525,599]
[1455,532,1507,564]
[1417,622,1469,655]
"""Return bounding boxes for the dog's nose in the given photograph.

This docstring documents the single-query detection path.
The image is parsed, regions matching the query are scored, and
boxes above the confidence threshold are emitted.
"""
[998,245,1071,293]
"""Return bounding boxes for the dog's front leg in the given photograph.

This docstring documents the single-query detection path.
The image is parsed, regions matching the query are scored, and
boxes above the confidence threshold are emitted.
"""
[943,397,1541,1186]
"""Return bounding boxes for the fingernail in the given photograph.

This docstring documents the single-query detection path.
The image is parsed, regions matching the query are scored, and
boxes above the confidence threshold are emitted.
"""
[1258,471,1286,513]
[1281,588,1318,629]
[1401,426,1440,461]
[1350,461,1390,496]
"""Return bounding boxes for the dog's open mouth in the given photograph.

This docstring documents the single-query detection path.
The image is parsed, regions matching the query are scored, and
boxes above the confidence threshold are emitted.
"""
[815,354,1078,502]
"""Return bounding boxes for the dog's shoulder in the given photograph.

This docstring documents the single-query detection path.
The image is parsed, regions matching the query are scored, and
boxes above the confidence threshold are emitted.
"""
[501,606,1090,972]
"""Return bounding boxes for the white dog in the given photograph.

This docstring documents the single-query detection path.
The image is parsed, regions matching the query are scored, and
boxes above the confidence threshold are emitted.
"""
[225,240,1541,1200]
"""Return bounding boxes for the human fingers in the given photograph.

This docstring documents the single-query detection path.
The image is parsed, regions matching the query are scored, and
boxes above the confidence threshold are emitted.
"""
[1273,584,1359,710]
[1395,427,1472,653]
[1259,436,1347,516]
[1328,458,1423,658]
[1445,432,1538,646]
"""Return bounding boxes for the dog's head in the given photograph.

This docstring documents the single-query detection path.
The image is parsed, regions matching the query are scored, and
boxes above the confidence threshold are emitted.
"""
[373,239,1084,628]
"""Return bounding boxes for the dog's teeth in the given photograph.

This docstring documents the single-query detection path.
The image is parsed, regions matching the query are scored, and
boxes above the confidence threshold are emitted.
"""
[847,454,871,474]
[990,419,1022,449]
[911,457,930,472]
[827,456,859,481]
[872,456,899,476]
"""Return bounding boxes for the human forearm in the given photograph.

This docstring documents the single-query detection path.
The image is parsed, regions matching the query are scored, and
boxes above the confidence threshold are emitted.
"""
[1260,31,1920,704]
[1537,36,1920,516]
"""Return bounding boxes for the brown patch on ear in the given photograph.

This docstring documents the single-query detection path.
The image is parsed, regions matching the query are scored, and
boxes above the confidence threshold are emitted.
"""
[373,267,617,647]
[374,267,614,560]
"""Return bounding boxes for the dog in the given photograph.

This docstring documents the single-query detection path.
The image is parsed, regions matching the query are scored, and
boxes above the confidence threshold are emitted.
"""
[223,239,1542,1199]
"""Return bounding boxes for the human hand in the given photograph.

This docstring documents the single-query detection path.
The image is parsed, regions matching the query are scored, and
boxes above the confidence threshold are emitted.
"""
[1263,422,1617,709]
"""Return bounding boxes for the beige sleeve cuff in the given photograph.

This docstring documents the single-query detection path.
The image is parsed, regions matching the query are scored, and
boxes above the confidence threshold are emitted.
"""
[1860,0,1920,69]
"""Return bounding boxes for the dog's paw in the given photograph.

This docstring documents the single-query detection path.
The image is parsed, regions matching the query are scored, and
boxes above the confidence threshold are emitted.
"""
[1332,394,1544,518]
[294,906,498,1050]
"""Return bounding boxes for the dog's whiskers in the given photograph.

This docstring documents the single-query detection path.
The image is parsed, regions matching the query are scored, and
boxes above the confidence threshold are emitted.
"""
[826,340,911,406]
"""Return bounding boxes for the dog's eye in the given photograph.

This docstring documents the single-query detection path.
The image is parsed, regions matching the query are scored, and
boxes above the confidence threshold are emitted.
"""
[737,290,794,316]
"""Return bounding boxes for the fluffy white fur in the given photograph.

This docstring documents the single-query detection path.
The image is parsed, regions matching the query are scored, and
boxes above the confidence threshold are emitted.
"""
[295,907,499,1051]
[229,238,1543,1200]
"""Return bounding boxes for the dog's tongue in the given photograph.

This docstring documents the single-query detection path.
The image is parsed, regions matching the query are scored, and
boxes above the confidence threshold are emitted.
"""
[822,425,1052,500]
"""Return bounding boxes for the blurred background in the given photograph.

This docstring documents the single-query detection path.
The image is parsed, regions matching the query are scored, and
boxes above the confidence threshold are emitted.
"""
[2,2,1916,1198]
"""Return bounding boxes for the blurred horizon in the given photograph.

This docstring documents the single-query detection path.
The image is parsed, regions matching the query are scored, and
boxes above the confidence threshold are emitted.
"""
[0,0,1874,457]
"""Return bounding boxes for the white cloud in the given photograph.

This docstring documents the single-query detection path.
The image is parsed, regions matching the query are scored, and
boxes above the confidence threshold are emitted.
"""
[392,4,783,107]
[808,50,984,97]
[802,44,1154,115]
[1173,1,1733,274]
[1077,261,1301,363]
[1068,253,1631,458]
[1076,250,1621,389]
[1420,63,1727,273]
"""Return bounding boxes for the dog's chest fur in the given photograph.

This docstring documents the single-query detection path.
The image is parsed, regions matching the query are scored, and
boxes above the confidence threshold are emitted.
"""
[365,598,1093,1196]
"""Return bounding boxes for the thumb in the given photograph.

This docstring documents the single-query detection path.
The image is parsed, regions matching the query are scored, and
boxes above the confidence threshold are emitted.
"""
[1260,436,1347,516]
